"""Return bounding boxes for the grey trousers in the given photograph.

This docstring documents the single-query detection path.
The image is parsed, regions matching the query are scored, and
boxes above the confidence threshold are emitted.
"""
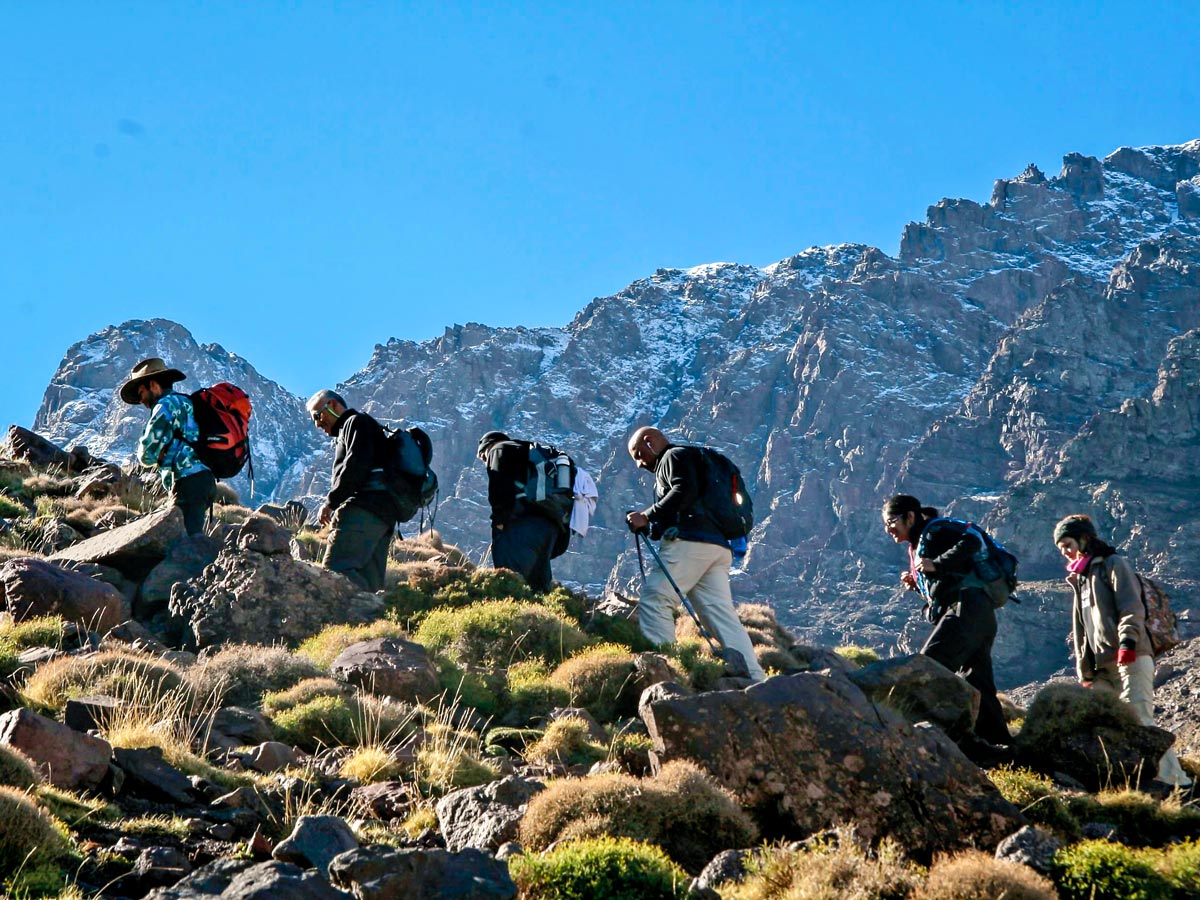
[324,503,394,592]
[173,470,217,536]
[492,514,559,593]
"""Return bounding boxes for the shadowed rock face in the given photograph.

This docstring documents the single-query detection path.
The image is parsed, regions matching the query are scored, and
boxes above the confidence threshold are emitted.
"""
[33,140,1200,687]
[640,672,1025,859]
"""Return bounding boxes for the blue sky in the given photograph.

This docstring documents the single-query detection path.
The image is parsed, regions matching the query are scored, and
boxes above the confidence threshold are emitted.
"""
[2,2,1197,433]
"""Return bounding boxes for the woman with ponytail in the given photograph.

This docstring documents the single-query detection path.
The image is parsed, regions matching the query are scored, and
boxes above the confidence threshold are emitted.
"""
[1054,514,1191,788]
[883,494,1011,752]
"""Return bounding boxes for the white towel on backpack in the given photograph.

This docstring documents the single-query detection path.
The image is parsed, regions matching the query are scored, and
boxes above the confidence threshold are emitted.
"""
[570,468,599,537]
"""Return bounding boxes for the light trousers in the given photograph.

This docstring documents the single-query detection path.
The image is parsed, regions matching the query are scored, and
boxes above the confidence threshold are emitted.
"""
[1093,656,1191,786]
[638,538,766,682]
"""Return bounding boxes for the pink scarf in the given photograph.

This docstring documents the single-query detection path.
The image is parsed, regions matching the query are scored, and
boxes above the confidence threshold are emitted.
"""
[1067,554,1092,575]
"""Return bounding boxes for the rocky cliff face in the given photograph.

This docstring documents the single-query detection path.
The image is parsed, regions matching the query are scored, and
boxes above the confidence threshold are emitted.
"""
[31,141,1200,687]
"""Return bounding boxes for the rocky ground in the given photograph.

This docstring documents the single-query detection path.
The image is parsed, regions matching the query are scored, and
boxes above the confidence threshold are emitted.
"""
[1,431,1198,900]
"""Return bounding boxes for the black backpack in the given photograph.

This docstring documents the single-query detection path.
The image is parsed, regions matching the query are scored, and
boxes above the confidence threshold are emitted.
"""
[697,447,754,540]
[517,442,576,539]
[382,426,438,524]
[917,517,1020,608]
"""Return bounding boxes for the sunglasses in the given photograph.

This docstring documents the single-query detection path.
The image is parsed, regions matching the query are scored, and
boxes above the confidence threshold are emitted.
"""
[884,515,902,527]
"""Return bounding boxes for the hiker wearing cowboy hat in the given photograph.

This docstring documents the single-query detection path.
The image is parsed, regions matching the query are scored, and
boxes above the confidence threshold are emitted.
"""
[120,357,217,535]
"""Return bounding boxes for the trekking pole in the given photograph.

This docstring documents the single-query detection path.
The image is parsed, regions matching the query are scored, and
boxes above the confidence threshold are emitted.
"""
[636,531,721,655]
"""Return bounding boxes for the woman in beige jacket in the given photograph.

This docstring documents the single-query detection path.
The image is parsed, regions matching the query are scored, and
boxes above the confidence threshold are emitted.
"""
[1053,514,1191,788]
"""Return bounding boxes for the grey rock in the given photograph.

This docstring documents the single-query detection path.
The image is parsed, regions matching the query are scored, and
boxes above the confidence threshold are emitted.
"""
[113,746,197,804]
[169,548,385,650]
[273,814,359,877]
[238,513,294,556]
[848,653,980,739]
[0,707,111,790]
[246,741,297,774]
[142,858,344,899]
[138,533,222,616]
[64,695,121,733]
[209,706,276,752]
[351,780,412,821]
[436,775,545,852]
[328,845,517,900]
[330,637,440,703]
[995,825,1063,875]
[134,846,193,889]
[49,505,185,579]
[692,848,754,891]
[637,680,692,723]
[0,556,128,633]
[641,671,1025,856]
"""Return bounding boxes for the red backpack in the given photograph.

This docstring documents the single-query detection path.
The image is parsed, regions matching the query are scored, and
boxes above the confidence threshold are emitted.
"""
[185,383,253,482]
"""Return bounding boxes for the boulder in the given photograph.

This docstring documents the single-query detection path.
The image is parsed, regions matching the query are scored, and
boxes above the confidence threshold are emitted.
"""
[208,706,275,753]
[640,671,1025,858]
[435,775,545,852]
[50,506,186,580]
[4,426,92,472]
[133,846,193,890]
[328,846,517,900]
[254,501,309,530]
[137,533,222,616]
[237,514,294,556]
[847,653,980,739]
[692,848,754,894]
[330,637,440,703]
[351,780,412,821]
[0,707,111,790]
[246,741,297,774]
[169,548,385,650]
[113,746,197,805]
[64,695,122,733]
[0,556,127,633]
[142,859,344,899]
[995,825,1063,876]
[273,815,359,877]
[1014,682,1176,791]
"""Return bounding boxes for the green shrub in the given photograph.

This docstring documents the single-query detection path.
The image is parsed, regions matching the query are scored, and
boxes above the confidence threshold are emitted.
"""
[296,621,408,670]
[1161,838,1200,896]
[0,786,71,896]
[0,745,39,789]
[723,827,920,900]
[1017,682,1141,755]
[987,766,1081,838]
[21,650,185,713]
[261,677,348,716]
[835,644,881,667]
[584,611,655,652]
[435,656,499,716]
[503,659,571,725]
[186,644,323,707]
[0,493,26,518]
[520,759,757,873]
[510,836,692,900]
[913,849,1058,900]
[270,694,358,751]
[548,644,637,723]
[1066,789,1200,847]
[666,639,724,692]
[484,727,542,757]
[413,600,588,667]
[0,614,65,680]
[524,716,608,767]
[541,584,589,623]
[1053,839,1172,900]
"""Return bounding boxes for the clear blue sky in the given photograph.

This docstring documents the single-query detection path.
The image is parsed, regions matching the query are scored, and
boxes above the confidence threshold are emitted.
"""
[2,2,1197,433]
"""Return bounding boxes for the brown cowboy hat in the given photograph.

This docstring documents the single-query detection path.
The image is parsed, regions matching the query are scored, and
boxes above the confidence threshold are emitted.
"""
[119,357,187,404]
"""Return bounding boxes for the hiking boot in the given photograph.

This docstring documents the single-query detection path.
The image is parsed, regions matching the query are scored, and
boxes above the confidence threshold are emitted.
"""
[957,733,1016,768]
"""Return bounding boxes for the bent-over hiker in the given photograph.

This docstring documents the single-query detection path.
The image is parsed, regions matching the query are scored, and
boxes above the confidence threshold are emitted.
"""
[1054,514,1192,788]
[883,494,1011,756]
[307,390,400,592]
[477,431,567,593]
[625,426,766,682]
[120,357,216,536]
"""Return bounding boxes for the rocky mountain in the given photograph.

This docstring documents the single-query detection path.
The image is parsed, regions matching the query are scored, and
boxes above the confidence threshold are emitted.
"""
[31,140,1200,687]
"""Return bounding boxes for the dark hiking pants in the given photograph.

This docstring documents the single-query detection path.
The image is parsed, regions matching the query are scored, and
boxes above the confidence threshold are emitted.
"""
[325,503,394,592]
[173,470,217,536]
[492,514,559,594]
[922,587,1011,747]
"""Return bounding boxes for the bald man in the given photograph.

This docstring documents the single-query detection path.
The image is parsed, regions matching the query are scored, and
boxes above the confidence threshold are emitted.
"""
[626,427,765,681]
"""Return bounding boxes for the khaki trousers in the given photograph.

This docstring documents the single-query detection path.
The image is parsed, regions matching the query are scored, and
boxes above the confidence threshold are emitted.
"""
[638,538,766,682]
[1093,656,1191,786]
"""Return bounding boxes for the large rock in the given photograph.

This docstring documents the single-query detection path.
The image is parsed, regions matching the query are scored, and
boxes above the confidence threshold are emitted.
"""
[435,775,545,852]
[137,533,222,616]
[143,859,344,899]
[1014,682,1176,791]
[0,707,111,790]
[168,548,385,650]
[4,425,98,472]
[330,637,440,703]
[847,653,980,739]
[640,672,1024,858]
[0,556,128,633]
[328,846,517,900]
[50,506,186,580]
[273,815,359,877]
[113,746,197,804]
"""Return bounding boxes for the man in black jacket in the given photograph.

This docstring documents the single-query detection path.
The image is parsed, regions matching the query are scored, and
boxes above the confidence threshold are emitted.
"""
[477,431,563,593]
[307,390,399,592]
[625,426,765,682]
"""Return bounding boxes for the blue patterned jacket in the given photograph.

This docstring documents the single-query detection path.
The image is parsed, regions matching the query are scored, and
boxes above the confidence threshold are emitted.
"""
[137,392,208,491]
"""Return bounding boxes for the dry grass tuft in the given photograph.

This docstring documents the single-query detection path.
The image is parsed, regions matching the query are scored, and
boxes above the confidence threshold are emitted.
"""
[913,850,1057,900]
[523,716,608,767]
[547,644,637,723]
[21,650,185,714]
[185,643,323,708]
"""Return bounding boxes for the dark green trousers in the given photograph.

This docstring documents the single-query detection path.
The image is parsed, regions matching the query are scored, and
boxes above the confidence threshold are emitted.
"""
[324,503,394,592]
